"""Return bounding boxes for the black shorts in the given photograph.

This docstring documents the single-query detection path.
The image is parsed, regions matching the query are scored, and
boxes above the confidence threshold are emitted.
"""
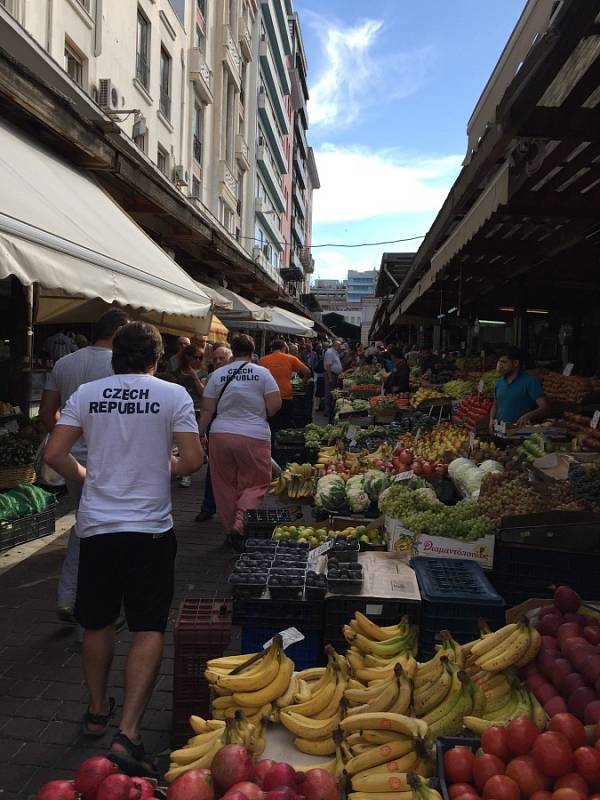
[74,530,177,632]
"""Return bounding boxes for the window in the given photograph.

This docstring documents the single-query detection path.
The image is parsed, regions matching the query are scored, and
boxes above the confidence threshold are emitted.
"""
[195,25,205,51]
[159,47,172,119]
[196,0,206,16]
[191,176,201,199]
[133,131,146,153]
[75,0,90,9]
[157,146,168,175]
[64,41,84,87]
[136,9,150,88]
[193,104,204,163]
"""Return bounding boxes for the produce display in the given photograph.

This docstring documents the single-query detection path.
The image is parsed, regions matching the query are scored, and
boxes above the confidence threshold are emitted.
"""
[270,463,317,500]
[559,413,600,452]
[0,432,37,467]
[453,395,494,430]
[335,399,372,417]
[386,424,470,467]
[349,384,382,397]
[544,373,591,404]
[515,433,558,463]
[304,423,349,448]
[569,465,600,502]
[271,524,385,548]
[0,482,55,521]
[411,388,447,408]
[443,380,475,400]
[369,394,410,411]
[448,458,504,500]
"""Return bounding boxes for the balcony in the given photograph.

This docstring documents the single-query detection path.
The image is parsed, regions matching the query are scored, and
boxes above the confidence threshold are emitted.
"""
[218,160,238,211]
[257,144,286,212]
[253,245,283,286]
[189,48,214,104]
[235,133,250,172]
[193,136,202,164]
[259,38,289,133]
[259,0,291,91]
[294,113,308,158]
[223,24,242,88]
[294,151,307,190]
[281,253,304,283]
[292,215,305,247]
[239,16,252,62]
[255,198,284,251]
[293,181,306,219]
[258,90,287,173]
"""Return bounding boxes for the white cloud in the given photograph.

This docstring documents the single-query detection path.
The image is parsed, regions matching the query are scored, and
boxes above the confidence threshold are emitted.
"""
[308,15,434,128]
[313,144,462,225]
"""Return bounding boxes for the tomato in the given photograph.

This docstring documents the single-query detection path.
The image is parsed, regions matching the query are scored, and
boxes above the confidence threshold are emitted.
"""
[444,748,476,784]
[483,775,520,800]
[573,746,600,784]
[554,774,589,796]
[531,732,574,777]
[551,789,584,800]
[506,717,541,756]
[473,754,506,790]
[481,726,512,763]
[505,755,550,798]
[549,714,587,750]
[530,792,553,800]
[449,784,478,799]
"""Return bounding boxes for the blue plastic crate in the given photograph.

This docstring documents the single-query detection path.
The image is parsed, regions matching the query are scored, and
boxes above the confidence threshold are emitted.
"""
[240,626,324,670]
[410,557,505,659]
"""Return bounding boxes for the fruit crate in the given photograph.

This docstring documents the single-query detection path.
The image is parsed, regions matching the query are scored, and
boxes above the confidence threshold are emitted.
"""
[232,597,323,629]
[173,598,232,745]
[490,542,600,606]
[272,443,313,467]
[240,627,323,670]
[436,736,480,800]
[243,508,292,539]
[0,507,56,552]
[323,595,421,656]
[411,558,505,660]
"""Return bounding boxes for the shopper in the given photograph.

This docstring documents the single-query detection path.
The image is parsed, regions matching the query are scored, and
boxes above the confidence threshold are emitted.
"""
[195,344,233,523]
[489,346,549,431]
[312,343,325,413]
[259,338,311,434]
[199,334,281,551]
[384,346,410,394]
[324,339,343,419]
[40,308,129,623]
[44,322,203,777]
[172,344,207,487]
[167,336,191,373]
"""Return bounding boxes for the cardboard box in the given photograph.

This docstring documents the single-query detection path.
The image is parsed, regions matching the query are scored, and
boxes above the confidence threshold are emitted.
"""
[358,551,421,601]
[384,516,495,569]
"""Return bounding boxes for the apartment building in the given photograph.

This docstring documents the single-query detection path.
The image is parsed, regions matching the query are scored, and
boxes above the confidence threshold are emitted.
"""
[347,269,378,304]
[311,279,348,310]
[0,0,317,296]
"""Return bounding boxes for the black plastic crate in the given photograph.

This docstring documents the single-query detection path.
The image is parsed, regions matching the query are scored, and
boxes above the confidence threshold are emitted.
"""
[436,736,479,800]
[272,444,311,467]
[243,508,291,539]
[411,558,505,659]
[323,595,421,655]
[0,507,56,552]
[233,597,324,630]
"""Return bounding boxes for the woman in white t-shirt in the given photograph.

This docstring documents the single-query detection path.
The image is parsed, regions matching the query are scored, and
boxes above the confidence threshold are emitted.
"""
[199,334,281,550]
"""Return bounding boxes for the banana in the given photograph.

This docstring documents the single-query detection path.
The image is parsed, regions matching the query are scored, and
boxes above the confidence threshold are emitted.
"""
[314,671,349,720]
[427,680,474,739]
[344,741,418,777]
[414,657,452,716]
[476,623,531,672]
[470,681,486,716]
[280,709,341,739]
[463,715,497,735]
[294,679,313,702]
[347,628,415,658]
[361,730,412,745]
[470,623,519,658]
[216,644,280,692]
[349,793,413,800]
[276,675,298,708]
[529,690,547,730]
[170,730,225,765]
[422,664,462,726]
[212,695,237,710]
[165,736,223,781]
[297,667,326,683]
[354,611,410,642]
[206,653,259,669]
[233,655,294,707]
[294,735,337,756]
[515,625,541,668]
[286,666,339,716]
[293,759,337,776]
[388,672,413,716]
[482,688,520,722]
[341,712,426,739]
[246,703,273,725]
[351,771,412,793]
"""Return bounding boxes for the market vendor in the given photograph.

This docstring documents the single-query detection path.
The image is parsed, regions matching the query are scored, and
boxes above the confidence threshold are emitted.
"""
[383,346,410,394]
[489,346,549,430]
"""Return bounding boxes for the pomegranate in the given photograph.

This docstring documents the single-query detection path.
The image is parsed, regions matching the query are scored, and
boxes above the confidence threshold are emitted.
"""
[263,765,299,792]
[228,783,265,800]
[264,788,301,800]
[74,757,120,800]
[301,769,339,800]
[166,769,214,800]
[255,762,277,788]
[96,774,137,800]
[398,450,413,465]
[36,781,78,800]
[221,792,250,800]
[554,586,581,614]
[131,778,155,799]
[211,745,254,793]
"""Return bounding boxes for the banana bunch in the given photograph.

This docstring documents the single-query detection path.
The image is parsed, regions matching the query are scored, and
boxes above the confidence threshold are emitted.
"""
[344,663,412,717]
[414,658,482,739]
[204,638,294,723]
[463,683,546,735]
[349,771,442,800]
[270,462,316,499]
[166,712,265,783]
[279,651,350,756]
[467,620,541,673]
[344,613,419,679]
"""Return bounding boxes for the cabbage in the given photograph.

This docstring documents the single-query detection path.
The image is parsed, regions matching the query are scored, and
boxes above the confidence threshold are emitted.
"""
[448,458,474,481]
[479,460,504,475]
[315,475,347,511]
[362,469,391,503]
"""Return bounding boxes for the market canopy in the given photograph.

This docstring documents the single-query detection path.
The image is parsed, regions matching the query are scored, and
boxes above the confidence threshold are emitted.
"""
[270,306,315,329]
[226,307,314,336]
[216,288,273,321]
[0,117,212,333]
[196,283,233,311]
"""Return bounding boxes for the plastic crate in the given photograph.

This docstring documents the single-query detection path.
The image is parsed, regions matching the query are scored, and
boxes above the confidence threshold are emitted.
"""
[436,736,479,800]
[173,598,232,744]
[411,558,505,659]
[232,597,324,630]
[0,507,56,552]
[272,443,311,467]
[323,595,421,656]
[490,542,600,606]
[240,626,324,670]
[243,508,291,539]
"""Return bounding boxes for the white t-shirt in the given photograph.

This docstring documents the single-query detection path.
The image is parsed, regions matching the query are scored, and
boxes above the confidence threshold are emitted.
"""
[203,361,279,441]
[324,347,342,376]
[57,374,198,538]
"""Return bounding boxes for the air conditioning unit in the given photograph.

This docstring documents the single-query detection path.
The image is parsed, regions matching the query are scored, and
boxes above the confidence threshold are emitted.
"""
[173,164,187,185]
[132,115,147,139]
[98,78,120,110]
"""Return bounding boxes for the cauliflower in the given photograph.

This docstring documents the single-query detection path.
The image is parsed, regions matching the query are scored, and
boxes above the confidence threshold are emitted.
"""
[346,475,370,513]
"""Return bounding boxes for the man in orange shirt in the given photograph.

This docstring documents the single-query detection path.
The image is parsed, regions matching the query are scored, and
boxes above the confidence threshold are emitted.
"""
[260,339,311,433]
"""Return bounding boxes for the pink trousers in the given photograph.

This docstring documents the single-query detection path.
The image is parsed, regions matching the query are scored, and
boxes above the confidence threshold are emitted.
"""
[209,432,272,534]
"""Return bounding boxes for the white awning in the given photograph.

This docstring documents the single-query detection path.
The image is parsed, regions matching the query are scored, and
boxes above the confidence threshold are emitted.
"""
[216,288,273,321]
[226,308,313,336]
[0,118,212,329]
[401,162,510,314]
[270,306,315,329]
[195,283,233,311]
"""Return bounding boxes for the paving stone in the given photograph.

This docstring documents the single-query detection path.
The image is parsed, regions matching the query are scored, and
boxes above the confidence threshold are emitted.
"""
[2,717,48,742]
[0,763,39,791]
[12,742,64,767]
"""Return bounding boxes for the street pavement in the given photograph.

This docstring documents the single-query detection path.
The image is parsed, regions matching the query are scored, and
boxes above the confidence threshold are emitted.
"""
[0,467,237,798]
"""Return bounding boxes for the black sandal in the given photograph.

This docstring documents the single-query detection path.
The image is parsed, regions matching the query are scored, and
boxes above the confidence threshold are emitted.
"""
[108,731,159,779]
[81,696,116,738]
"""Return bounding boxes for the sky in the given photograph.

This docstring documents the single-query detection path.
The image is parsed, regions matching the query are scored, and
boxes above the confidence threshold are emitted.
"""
[295,0,527,281]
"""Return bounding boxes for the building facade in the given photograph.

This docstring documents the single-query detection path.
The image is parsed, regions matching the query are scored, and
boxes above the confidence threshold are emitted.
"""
[346,269,377,304]
[311,279,347,310]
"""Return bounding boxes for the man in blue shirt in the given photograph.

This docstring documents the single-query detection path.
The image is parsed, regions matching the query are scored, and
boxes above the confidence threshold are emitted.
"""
[489,346,549,431]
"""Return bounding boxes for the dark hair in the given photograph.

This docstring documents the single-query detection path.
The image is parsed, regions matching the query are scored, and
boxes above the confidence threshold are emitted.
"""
[389,345,405,360]
[271,338,286,352]
[93,309,129,342]
[112,322,164,374]
[498,346,524,364]
[179,344,204,371]
[231,334,255,357]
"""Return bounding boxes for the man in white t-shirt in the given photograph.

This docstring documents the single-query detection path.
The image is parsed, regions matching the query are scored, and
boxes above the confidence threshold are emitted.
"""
[44,322,203,778]
[323,339,343,419]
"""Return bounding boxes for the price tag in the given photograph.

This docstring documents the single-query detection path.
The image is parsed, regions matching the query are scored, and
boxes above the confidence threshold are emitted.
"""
[393,470,414,482]
[563,363,574,376]
[478,379,484,394]
[414,428,422,442]
[308,539,333,562]
[263,627,305,651]
[494,420,506,435]
[591,410,600,430]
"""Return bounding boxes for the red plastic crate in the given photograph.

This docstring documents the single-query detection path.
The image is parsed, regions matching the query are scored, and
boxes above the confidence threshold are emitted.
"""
[173,597,232,744]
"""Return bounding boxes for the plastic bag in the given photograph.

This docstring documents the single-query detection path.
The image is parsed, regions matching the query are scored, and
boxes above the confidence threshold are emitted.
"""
[34,435,65,487]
